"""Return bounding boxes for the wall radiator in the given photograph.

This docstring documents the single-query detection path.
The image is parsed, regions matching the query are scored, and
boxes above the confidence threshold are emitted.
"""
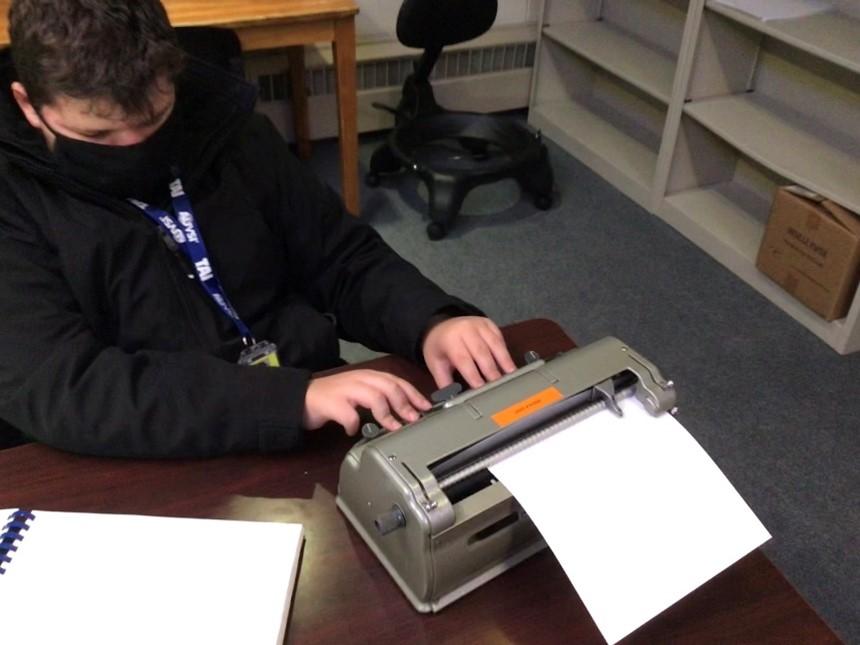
[247,39,537,141]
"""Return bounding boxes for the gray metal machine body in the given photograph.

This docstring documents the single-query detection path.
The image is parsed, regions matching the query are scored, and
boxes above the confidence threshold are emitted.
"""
[335,337,676,612]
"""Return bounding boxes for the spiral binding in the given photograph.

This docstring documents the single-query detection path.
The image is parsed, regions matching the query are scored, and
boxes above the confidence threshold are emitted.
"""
[0,509,35,575]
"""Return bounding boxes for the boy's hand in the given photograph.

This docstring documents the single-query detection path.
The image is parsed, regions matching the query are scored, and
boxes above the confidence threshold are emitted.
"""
[303,369,431,435]
[422,316,516,390]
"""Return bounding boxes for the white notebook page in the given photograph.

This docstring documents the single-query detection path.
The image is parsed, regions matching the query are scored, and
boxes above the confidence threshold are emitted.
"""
[0,510,303,645]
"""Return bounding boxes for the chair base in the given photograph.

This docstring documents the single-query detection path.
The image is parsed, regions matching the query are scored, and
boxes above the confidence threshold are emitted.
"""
[368,110,554,240]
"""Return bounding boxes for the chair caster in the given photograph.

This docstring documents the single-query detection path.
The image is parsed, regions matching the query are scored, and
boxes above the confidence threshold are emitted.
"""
[426,222,447,240]
[365,172,381,188]
[534,194,552,210]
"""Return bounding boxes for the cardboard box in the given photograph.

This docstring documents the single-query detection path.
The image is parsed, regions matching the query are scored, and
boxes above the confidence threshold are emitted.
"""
[756,187,860,321]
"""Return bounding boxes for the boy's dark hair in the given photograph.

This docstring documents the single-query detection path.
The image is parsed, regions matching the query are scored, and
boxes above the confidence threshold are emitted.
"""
[9,0,186,117]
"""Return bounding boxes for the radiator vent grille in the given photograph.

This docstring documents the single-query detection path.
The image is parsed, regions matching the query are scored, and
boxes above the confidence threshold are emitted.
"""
[257,42,536,102]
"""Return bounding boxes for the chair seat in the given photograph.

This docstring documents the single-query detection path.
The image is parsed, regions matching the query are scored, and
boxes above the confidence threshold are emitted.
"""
[389,112,543,177]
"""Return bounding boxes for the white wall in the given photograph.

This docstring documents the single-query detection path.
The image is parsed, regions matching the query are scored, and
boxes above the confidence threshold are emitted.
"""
[253,0,541,140]
[355,0,542,43]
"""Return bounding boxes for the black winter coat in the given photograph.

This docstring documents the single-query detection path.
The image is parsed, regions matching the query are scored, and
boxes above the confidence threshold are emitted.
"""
[0,56,476,457]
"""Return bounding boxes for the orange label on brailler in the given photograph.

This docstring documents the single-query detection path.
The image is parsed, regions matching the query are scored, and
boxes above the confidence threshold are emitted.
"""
[491,387,563,427]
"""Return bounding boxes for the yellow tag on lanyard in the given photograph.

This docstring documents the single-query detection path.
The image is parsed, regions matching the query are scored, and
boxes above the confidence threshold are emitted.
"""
[238,340,281,367]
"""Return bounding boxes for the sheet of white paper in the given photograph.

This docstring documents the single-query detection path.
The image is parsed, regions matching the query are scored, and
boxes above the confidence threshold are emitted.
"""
[712,0,833,20]
[490,398,770,645]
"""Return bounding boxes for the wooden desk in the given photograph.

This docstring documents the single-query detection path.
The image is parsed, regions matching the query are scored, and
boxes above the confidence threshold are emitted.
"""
[0,0,361,216]
[0,319,839,644]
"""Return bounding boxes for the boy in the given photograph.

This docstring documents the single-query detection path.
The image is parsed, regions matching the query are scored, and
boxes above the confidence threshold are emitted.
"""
[0,0,515,456]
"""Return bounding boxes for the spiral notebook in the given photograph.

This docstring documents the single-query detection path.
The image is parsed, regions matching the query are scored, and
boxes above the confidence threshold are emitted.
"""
[0,509,303,645]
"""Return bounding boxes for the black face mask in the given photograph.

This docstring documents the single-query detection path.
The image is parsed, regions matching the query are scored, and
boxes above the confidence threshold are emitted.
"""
[39,106,183,202]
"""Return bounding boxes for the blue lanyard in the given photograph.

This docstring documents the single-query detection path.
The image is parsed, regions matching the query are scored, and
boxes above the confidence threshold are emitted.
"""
[130,178,255,345]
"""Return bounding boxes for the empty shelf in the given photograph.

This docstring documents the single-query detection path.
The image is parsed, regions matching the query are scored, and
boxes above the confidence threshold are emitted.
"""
[707,3,860,75]
[530,100,658,207]
[543,21,676,104]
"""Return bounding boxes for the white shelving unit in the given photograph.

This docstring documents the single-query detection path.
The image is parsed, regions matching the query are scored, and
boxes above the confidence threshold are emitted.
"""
[529,0,689,209]
[529,0,860,354]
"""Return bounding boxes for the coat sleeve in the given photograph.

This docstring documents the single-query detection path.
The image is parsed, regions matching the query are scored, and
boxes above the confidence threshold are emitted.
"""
[0,202,311,457]
[248,117,482,362]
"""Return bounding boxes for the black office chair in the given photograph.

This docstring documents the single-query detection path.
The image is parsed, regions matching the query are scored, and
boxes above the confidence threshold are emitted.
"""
[366,0,554,240]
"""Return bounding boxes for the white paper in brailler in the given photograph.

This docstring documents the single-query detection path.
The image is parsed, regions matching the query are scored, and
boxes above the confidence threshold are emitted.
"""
[489,397,771,645]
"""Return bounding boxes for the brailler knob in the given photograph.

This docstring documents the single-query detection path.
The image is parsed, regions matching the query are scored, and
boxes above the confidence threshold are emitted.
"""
[374,505,406,536]
[361,422,385,440]
[524,350,541,364]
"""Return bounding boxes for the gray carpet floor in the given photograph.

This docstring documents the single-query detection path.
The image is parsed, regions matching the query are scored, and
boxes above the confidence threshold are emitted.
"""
[309,129,860,643]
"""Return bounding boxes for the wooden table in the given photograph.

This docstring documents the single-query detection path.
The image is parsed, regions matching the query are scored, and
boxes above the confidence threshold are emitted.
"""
[0,319,839,644]
[0,0,361,216]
